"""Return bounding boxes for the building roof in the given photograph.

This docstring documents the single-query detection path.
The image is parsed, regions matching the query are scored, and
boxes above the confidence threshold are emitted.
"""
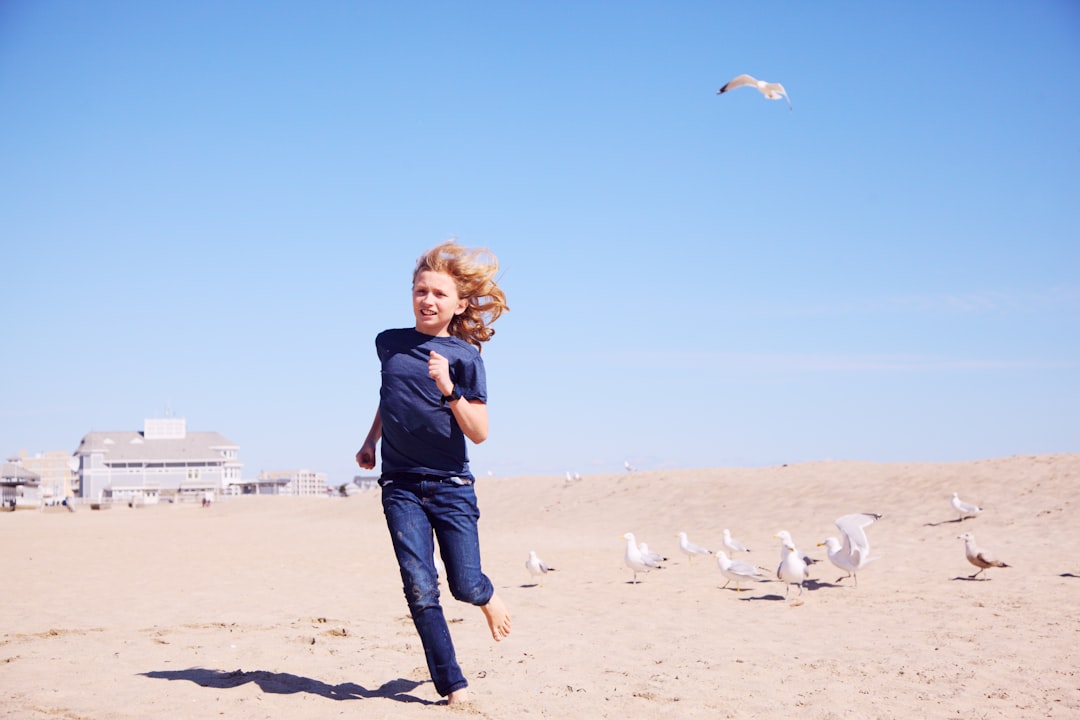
[1,462,41,483]
[74,431,238,463]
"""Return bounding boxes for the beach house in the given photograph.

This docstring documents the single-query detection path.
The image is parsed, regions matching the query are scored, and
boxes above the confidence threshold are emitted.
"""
[1,461,41,508]
[73,418,242,503]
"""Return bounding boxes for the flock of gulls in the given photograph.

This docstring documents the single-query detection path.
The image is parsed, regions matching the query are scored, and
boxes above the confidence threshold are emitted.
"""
[530,84,1015,598]
[523,490,1009,602]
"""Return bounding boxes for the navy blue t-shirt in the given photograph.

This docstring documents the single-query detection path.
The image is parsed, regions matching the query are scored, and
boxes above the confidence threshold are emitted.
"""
[376,328,487,478]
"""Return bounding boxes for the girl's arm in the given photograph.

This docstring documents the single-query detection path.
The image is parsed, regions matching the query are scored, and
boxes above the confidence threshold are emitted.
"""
[447,398,489,445]
[428,351,489,444]
[355,409,382,469]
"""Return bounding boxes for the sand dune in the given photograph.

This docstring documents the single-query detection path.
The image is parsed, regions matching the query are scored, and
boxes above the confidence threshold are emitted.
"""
[2,454,1078,719]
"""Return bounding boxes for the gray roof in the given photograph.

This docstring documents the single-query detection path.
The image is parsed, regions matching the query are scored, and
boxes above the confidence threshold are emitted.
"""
[74,431,238,463]
[1,462,41,483]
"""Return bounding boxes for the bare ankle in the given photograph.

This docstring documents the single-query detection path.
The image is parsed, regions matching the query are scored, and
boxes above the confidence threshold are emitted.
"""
[481,593,512,641]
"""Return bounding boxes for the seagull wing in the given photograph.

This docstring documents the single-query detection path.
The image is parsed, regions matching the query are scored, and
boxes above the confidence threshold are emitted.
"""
[718,74,759,94]
[769,82,793,110]
[975,548,1006,568]
[729,558,763,578]
[836,513,880,567]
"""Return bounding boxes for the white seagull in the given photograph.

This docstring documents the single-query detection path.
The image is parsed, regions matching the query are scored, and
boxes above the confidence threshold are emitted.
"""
[715,550,767,592]
[958,532,1010,579]
[677,531,713,564]
[525,550,555,586]
[818,513,882,586]
[723,528,750,553]
[717,73,792,111]
[623,532,664,583]
[775,530,810,597]
[638,542,668,567]
[951,492,982,521]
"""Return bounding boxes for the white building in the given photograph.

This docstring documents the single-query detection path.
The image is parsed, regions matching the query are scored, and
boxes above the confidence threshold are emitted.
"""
[253,469,328,496]
[1,461,41,507]
[73,418,242,503]
[17,450,78,500]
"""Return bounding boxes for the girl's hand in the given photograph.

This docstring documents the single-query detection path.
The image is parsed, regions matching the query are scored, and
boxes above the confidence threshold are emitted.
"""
[356,443,376,469]
[428,351,454,396]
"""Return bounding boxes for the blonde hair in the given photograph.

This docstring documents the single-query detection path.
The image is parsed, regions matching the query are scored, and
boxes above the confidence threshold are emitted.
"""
[413,240,508,350]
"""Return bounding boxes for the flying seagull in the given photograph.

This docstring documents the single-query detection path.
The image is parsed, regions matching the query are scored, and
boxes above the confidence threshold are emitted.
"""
[717,73,792,111]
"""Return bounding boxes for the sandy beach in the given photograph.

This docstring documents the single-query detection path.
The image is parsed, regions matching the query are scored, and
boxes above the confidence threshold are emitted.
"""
[2,454,1078,719]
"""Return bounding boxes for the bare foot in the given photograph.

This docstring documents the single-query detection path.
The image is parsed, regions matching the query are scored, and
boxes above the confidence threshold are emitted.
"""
[480,592,511,641]
[447,687,470,705]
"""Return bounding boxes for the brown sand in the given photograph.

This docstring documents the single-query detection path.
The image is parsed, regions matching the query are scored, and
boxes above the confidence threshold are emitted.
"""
[2,454,1078,719]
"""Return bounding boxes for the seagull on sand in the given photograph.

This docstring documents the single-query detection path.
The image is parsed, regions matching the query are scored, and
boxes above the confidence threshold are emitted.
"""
[638,542,668,566]
[723,528,751,553]
[951,492,983,521]
[717,73,792,111]
[775,530,810,597]
[957,532,1010,579]
[677,531,713,564]
[623,532,664,583]
[715,550,767,592]
[525,550,555,586]
[818,513,882,586]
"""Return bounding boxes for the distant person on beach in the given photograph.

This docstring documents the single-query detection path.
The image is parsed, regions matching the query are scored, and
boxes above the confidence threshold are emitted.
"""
[356,240,511,705]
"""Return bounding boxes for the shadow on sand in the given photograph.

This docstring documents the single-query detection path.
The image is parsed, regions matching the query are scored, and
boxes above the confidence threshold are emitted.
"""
[140,668,434,704]
[923,517,974,527]
[738,578,836,601]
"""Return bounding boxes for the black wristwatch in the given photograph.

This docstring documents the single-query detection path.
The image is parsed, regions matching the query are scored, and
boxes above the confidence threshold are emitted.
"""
[441,386,462,406]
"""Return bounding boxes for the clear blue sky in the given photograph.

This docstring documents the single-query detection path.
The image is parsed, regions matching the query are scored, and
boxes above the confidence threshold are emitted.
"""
[3,2,1078,485]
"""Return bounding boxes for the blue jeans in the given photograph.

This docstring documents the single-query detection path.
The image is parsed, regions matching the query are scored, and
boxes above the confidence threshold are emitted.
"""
[380,475,494,697]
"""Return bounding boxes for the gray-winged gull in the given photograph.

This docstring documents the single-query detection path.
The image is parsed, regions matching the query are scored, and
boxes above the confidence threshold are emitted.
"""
[525,550,555,586]
[715,550,767,591]
[677,531,713,564]
[723,528,750,553]
[951,492,982,521]
[623,532,663,583]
